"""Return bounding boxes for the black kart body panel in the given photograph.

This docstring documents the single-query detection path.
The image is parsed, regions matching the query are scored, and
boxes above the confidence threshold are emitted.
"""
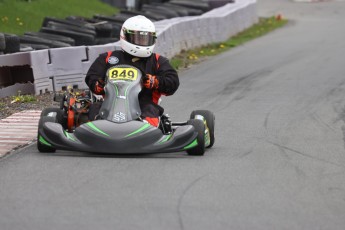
[39,120,198,154]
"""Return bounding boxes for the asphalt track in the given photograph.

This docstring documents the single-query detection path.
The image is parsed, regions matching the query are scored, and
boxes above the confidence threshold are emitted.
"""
[1,0,345,229]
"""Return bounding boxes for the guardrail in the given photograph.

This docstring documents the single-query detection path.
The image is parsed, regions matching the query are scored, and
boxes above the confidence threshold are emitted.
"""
[0,0,257,97]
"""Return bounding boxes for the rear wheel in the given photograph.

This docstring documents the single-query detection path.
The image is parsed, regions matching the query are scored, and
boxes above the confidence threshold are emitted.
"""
[190,110,215,148]
[186,119,205,156]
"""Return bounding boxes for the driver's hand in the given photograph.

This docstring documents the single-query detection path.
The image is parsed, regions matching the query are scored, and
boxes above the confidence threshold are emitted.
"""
[93,80,105,95]
[143,74,159,90]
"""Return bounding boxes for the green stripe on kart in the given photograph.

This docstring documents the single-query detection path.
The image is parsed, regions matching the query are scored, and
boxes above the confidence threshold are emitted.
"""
[184,138,198,150]
[39,135,52,146]
[126,123,151,137]
[64,130,77,142]
[86,122,110,137]
[159,134,173,143]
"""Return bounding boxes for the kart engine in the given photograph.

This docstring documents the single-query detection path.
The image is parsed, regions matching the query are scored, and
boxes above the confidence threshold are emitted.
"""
[56,87,98,131]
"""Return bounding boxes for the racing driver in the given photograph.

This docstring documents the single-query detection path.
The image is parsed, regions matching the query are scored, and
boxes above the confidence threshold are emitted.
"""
[85,15,179,127]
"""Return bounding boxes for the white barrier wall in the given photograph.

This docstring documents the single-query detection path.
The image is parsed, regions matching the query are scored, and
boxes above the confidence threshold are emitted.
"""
[154,0,257,58]
[0,0,257,95]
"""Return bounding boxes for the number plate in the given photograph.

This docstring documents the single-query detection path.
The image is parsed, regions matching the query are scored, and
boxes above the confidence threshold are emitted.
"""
[108,67,138,81]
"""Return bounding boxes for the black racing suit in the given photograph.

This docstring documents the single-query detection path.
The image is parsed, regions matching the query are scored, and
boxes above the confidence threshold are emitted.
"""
[85,50,179,121]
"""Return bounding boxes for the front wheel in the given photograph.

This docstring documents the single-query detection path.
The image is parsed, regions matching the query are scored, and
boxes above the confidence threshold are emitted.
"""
[190,110,215,148]
[186,119,205,156]
[37,108,63,153]
[37,116,57,153]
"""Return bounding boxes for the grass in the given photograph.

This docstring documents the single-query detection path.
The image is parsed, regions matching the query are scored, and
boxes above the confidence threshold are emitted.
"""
[170,16,288,70]
[11,91,37,103]
[0,0,118,35]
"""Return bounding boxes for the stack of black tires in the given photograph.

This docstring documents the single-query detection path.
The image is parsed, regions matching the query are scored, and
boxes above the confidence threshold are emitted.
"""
[0,0,234,55]
[0,16,122,54]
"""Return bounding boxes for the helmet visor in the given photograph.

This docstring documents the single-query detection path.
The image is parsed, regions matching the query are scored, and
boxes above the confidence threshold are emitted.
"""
[123,29,157,46]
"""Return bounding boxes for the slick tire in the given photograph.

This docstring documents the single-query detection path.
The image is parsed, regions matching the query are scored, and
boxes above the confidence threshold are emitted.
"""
[186,119,205,156]
[190,110,215,148]
[40,27,95,46]
[66,16,119,38]
[42,16,95,30]
[46,21,96,36]
[19,35,71,48]
[24,32,75,45]
[4,34,20,54]
[0,33,6,51]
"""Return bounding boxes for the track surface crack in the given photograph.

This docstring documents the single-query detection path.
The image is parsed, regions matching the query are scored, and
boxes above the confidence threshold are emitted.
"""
[267,140,345,168]
[177,174,208,230]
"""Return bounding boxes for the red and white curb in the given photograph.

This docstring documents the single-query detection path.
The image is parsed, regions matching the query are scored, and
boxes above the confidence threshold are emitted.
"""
[0,110,41,158]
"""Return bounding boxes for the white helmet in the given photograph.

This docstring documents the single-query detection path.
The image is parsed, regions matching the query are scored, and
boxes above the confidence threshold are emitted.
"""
[120,15,157,58]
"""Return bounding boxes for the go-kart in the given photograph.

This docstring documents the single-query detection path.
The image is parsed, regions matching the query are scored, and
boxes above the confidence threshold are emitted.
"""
[37,64,215,155]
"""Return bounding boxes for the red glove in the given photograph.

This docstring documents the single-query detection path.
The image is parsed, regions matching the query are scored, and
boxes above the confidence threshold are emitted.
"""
[143,74,159,90]
[93,80,105,95]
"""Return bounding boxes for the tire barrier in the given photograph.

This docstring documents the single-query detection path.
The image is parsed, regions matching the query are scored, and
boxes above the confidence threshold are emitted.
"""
[0,33,6,53]
[3,34,20,54]
[0,0,256,97]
